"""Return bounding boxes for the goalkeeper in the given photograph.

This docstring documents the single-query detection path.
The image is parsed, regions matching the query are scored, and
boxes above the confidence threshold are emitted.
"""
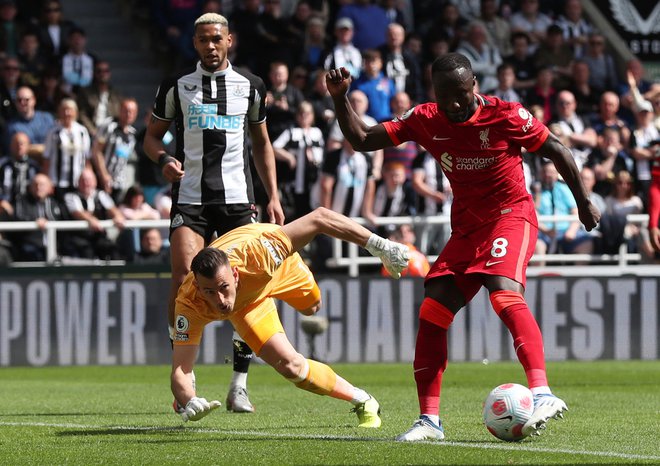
[171,207,409,425]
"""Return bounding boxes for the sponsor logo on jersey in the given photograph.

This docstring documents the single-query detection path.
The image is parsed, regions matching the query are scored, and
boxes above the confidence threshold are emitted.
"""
[479,128,490,149]
[455,155,496,170]
[261,239,283,267]
[176,315,189,332]
[174,333,189,342]
[440,152,452,172]
[186,104,244,130]
[521,114,534,133]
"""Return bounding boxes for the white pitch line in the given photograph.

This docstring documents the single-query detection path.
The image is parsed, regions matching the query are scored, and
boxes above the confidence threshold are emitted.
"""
[2,421,658,462]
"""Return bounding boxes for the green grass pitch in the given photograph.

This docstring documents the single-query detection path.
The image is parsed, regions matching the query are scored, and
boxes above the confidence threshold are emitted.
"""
[1,361,659,465]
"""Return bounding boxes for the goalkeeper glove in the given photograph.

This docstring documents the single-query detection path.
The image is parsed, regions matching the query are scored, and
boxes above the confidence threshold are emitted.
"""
[365,234,410,279]
[180,396,222,422]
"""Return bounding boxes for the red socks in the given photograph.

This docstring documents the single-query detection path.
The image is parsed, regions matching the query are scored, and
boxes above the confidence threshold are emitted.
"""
[490,290,548,389]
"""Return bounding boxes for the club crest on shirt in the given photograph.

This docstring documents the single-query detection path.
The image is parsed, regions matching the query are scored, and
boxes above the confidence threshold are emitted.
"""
[184,84,197,92]
[232,85,245,97]
[518,108,529,120]
[480,128,490,149]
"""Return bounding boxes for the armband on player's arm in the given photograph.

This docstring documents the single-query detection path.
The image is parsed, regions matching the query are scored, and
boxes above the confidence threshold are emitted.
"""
[157,153,177,169]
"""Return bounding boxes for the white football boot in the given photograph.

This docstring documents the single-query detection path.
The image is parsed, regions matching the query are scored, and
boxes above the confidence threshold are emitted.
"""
[522,393,568,436]
[396,415,445,442]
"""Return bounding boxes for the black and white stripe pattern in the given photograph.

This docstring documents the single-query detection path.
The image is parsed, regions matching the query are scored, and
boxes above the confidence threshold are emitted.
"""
[0,157,40,202]
[96,119,137,191]
[43,122,91,190]
[152,62,266,205]
[272,127,324,194]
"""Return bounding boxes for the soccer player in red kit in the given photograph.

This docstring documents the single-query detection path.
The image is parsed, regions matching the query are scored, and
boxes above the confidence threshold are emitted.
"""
[326,53,601,441]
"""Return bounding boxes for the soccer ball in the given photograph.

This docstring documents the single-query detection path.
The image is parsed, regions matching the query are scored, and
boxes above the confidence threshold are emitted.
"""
[483,383,534,442]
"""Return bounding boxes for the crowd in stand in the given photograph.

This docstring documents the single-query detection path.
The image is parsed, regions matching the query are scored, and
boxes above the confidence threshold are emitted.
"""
[0,0,659,268]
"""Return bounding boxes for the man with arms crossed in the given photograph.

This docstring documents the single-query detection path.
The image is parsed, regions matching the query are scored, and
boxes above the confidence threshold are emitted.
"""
[144,13,285,413]
[325,53,601,441]
[171,207,409,426]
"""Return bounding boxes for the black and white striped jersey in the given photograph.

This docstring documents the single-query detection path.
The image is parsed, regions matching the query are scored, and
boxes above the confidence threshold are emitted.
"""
[0,156,40,203]
[272,126,324,195]
[95,118,137,191]
[152,62,267,205]
[43,121,91,190]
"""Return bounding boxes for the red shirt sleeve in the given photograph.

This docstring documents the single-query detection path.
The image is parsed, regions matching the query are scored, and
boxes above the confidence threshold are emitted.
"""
[499,102,549,152]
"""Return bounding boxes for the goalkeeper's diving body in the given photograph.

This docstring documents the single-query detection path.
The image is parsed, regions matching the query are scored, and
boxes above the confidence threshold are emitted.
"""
[170,207,410,425]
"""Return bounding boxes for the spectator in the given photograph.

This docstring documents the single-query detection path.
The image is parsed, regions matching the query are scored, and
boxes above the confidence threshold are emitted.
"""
[134,110,171,205]
[265,61,305,140]
[426,3,467,53]
[336,0,390,51]
[603,170,646,256]
[411,149,451,254]
[316,138,372,217]
[272,100,324,220]
[533,162,593,264]
[619,58,660,107]
[90,97,139,203]
[289,65,308,95]
[0,132,40,214]
[133,227,170,265]
[548,90,597,171]
[533,24,574,90]
[580,32,618,94]
[322,17,362,79]
[36,0,76,61]
[568,59,599,117]
[5,85,56,159]
[554,0,592,57]
[586,126,634,198]
[35,67,71,115]
[456,21,502,93]
[591,91,631,147]
[10,173,67,261]
[382,91,420,178]
[379,22,424,104]
[503,31,537,96]
[0,0,24,58]
[352,48,396,123]
[524,66,556,125]
[362,160,416,235]
[118,184,160,221]
[62,167,125,260]
[42,98,91,199]
[485,62,521,103]
[77,60,123,137]
[115,184,161,261]
[257,0,294,72]
[630,99,660,204]
[307,69,335,139]
[509,0,553,55]
[299,15,328,71]
[380,0,406,26]
[579,165,606,252]
[0,56,23,123]
[16,30,50,89]
[60,26,95,94]
[229,0,263,74]
[151,0,201,66]
[326,89,383,177]
[478,0,512,57]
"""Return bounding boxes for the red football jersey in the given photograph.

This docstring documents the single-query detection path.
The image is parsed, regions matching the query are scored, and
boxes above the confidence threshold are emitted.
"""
[383,95,549,235]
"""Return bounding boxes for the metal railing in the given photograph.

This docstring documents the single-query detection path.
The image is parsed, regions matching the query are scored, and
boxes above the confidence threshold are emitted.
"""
[0,214,650,273]
[326,214,649,277]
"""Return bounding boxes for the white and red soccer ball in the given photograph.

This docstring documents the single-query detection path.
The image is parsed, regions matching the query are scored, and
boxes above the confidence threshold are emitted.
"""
[483,383,534,442]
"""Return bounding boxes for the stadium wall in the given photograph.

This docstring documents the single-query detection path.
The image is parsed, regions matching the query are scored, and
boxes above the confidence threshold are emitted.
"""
[0,267,658,366]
